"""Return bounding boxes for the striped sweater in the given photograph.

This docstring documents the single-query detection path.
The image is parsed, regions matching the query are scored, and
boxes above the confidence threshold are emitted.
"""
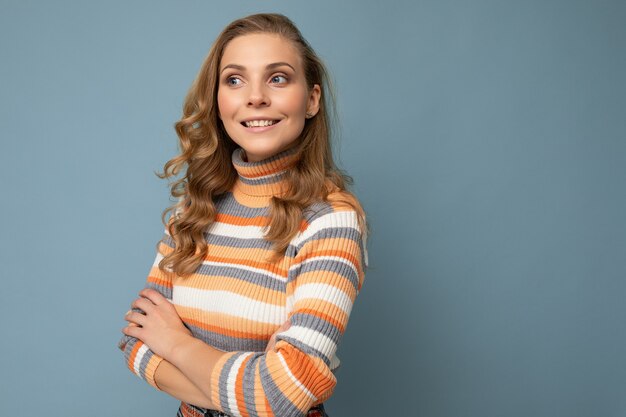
[118,145,368,417]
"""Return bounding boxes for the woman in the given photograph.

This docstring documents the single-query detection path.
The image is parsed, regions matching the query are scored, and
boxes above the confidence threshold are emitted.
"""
[119,13,369,417]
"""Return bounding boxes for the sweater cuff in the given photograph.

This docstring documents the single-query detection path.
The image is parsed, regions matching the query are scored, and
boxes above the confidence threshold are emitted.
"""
[144,353,165,390]
[124,339,166,391]
[209,350,241,411]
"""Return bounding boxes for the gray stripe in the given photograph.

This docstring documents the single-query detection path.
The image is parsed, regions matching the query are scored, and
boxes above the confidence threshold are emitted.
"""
[302,202,334,222]
[242,354,259,417]
[193,263,288,291]
[218,352,260,415]
[204,232,299,260]
[295,226,362,252]
[118,334,131,351]
[186,323,268,352]
[214,193,269,217]
[146,281,172,299]
[289,311,342,348]
[232,145,297,174]
[204,232,274,250]
[289,258,360,292]
[238,170,288,186]
[258,356,302,417]
[121,337,138,364]
[161,234,176,248]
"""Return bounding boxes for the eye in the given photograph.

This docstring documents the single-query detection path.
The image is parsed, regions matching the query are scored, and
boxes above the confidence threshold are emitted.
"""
[270,74,288,84]
[226,76,242,86]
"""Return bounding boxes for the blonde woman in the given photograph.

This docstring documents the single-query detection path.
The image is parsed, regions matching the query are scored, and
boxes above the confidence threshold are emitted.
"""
[119,13,369,417]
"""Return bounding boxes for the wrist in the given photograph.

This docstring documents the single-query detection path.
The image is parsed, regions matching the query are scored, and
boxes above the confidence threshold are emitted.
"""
[167,333,198,366]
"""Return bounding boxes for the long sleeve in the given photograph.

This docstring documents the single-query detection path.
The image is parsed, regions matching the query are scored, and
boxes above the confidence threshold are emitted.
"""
[118,227,177,389]
[209,208,368,417]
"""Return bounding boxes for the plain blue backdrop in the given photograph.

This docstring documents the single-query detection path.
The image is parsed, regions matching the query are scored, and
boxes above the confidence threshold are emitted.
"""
[1,1,625,416]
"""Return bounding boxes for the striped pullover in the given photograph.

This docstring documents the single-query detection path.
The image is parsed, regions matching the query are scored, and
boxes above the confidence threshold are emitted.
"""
[118,145,368,417]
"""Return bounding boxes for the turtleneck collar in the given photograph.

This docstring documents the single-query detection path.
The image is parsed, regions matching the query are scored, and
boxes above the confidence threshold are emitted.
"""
[231,145,299,207]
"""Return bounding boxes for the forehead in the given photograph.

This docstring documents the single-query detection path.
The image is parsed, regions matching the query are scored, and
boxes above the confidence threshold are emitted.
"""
[220,33,303,70]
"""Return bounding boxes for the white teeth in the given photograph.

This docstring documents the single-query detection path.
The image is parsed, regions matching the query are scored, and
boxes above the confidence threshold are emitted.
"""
[244,120,277,128]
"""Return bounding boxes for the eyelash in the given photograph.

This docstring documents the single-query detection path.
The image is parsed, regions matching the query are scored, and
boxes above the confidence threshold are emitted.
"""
[224,74,289,86]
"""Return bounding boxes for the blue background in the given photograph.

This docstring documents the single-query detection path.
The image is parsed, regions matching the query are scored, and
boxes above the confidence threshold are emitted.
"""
[1,1,625,416]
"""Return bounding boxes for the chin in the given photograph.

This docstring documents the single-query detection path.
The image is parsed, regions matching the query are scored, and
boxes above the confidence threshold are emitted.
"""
[243,143,293,161]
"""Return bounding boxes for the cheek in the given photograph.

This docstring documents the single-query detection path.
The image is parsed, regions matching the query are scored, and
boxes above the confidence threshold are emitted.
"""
[277,89,308,115]
[217,90,236,119]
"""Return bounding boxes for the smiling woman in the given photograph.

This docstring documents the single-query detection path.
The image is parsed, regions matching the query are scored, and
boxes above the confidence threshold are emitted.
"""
[118,13,369,417]
[217,33,321,162]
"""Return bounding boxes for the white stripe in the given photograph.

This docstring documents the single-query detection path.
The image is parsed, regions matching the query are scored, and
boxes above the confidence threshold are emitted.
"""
[174,286,287,325]
[152,251,164,267]
[200,259,287,282]
[292,282,353,315]
[226,352,254,417]
[133,343,149,376]
[362,222,369,268]
[276,350,318,402]
[208,221,267,239]
[280,325,339,358]
[291,211,360,247]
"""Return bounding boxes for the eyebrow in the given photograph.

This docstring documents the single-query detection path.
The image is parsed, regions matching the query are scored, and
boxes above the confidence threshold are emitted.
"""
[220,62,296,74]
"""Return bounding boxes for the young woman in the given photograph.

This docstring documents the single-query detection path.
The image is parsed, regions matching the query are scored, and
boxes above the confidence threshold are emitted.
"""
[118,13,369,417]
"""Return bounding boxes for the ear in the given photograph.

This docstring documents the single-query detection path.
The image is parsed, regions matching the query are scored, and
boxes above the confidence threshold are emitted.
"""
[306,84,321,117]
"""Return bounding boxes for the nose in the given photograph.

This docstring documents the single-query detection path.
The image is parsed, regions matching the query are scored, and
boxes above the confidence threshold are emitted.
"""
[247,83,270,107]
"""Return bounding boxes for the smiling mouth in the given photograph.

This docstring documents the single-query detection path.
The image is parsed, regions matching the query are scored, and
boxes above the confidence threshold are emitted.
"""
[241,120,280,128]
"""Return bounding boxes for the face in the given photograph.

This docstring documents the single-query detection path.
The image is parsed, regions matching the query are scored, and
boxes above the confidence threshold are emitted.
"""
[217,33,321,162]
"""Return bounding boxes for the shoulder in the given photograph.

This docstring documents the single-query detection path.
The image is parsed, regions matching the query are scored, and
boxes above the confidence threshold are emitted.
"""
[297,190,366,246]
[302,190,363,227]
[295,191,369,270]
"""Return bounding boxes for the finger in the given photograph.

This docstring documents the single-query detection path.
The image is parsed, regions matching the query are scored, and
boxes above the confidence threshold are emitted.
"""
[125,311,147,327]
[131,297,155,313]
[139,288,167,306]
[122,324,142,338]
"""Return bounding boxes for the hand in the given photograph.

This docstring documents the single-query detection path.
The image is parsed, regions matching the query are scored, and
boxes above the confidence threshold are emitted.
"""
[265,319,292,353]
[122,288,193,360]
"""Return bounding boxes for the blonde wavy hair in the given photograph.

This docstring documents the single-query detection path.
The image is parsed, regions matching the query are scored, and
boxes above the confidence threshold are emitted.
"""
[157,13,369,276]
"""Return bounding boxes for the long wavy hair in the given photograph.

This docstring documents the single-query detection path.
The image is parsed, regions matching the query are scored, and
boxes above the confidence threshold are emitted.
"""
[157,13,369,276]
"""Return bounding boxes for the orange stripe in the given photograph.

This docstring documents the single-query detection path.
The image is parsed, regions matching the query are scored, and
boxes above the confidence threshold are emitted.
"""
[215,213,268,226]
[264,396,274,417]
[146,275,172,289]
[300,248,361,273]
[297,306,347,333]
[184,317,272,340]
[265,346,333,407]
[235,354,253,417]
[127,341,142,373]
[203,245,281,263]
[181,403,205,417]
